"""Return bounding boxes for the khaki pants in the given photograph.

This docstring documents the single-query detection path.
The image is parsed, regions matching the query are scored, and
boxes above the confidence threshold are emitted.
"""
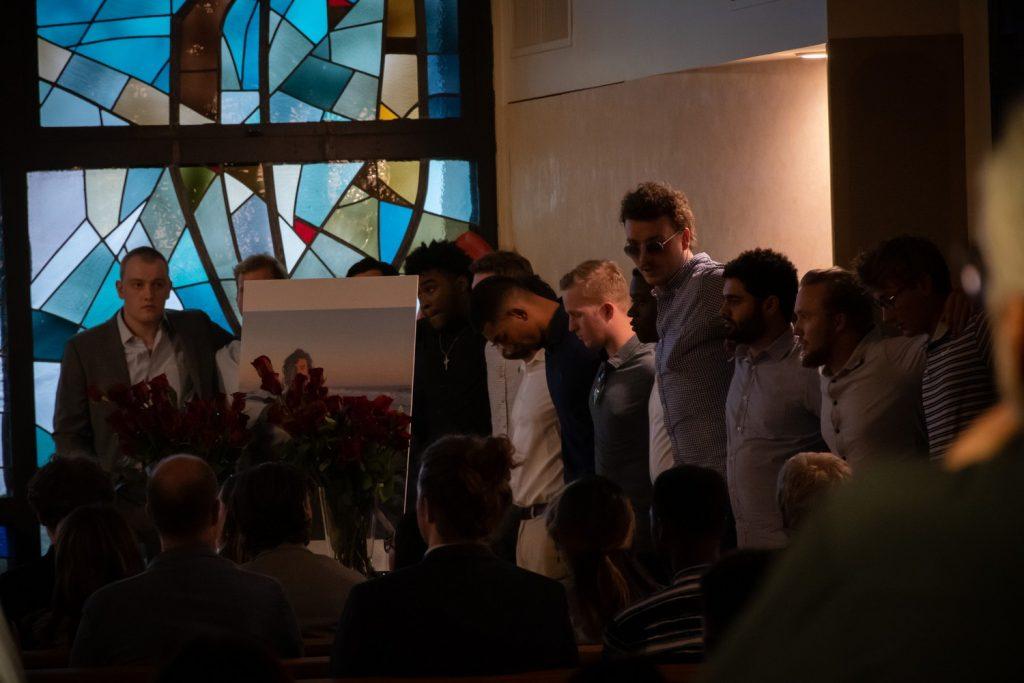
[515,515,566,580]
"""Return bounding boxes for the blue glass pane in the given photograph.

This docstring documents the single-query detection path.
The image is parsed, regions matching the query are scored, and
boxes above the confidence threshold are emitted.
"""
[270,91,322,123]
[425,0,459,53]
[76,38,170,85]
[97,0,169,20]
[40,87,101,127]
[140,170,185,257]
[286,0,328,42]
[34,362,61,432]
[38,24,90,48]
[175,283,232,333]
[154,61,170,93]
[168,230,208,287]
[120,168,163,221]
[221,38,241,90]
[42,243,115,324]
[244,110,261,124]
[379,202,412,263]
[193,178,238,279]
[271,0,293,13]
[329,23,382,76]
[295,163,359,227]
[101,111,130,126]
[424,160,478,223]
[428,95,460,118]
[311,37,330,60]
[57,55,129,110]
[225,175,253,212]
[32,310,82,362]
[269,15,312,92]
[427,54,459,95]
[233,195,274,259]
[0,527,7,558]
[37,0,102,26]
[32,222,99,308]
[82,263,122,328]
[39,82,52,102]
[274,165,301,225]
[322,112,349,122]
[291,251,332,279]
[82,17,170,43]
[124,222,152,251]
[28,171,87,278]
[224,0,260,91]
[340,0,384,27]
[311,234,362,276]
[36,429,56,467]
[222,91,260,124]
[332,72,378,120]
[280,57,353,111]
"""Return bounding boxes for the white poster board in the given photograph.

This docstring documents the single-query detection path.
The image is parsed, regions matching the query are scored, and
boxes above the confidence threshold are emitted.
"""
[238,276,419,566]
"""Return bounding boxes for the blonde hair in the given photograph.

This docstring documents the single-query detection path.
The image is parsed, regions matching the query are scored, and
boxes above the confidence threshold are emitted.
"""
[558,260,630,309]
[777,452,852,532]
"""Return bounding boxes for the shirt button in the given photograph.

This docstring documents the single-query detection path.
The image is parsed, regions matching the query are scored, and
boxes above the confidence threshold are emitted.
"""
[832,400,837,405]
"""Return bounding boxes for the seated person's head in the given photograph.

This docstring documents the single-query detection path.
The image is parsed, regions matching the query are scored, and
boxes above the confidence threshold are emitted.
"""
[157,633,291,683]
[701,549,776,653]
[233,253,287,316]
[546,476,636,635]
[777,452,852,533]
[232,462,312,557]
[416,435,514,546]
[346,257,399,278]
[146,454,221,550]
[470,275,560,359]
[52,504,144,631]
[389,510,428,572]
[652,466,729,568]
[469,250,535,288]
[28,455,115,540]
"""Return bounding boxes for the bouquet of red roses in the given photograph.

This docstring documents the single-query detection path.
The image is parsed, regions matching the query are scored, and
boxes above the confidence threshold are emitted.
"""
[251,356,411,574]
[89,375,252,481]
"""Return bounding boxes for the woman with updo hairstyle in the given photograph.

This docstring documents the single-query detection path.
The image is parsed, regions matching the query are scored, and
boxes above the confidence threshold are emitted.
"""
[329,435,579,678]
[546,475,658,644]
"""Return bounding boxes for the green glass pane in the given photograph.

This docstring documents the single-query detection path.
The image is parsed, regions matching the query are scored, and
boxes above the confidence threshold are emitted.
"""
[140,170,185,257]
[323,198,379,258]
[41,243,116,324]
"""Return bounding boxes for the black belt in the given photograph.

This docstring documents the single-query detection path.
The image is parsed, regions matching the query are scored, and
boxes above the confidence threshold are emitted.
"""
[518,503,548,520]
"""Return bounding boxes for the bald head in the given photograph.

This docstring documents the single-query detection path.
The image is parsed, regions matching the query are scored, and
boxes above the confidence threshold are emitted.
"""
[147,454,220,545]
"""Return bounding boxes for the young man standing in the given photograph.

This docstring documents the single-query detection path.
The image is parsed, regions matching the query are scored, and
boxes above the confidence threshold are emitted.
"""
[561,260,656,553]
[619,182,733,476]
[720,249,826,548]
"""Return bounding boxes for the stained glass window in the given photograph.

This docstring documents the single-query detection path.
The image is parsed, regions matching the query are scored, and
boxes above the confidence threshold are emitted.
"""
[27,159,478,454]
[0,194,7,496]
[39,0,463,126]
[0,526,9,573]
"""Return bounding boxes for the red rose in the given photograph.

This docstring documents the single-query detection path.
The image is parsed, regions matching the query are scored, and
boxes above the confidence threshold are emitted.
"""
[87,385,104,403]
[252,356,284,395]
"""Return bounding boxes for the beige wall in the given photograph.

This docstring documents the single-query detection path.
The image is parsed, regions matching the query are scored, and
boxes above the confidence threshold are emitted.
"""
[498,58,833,285]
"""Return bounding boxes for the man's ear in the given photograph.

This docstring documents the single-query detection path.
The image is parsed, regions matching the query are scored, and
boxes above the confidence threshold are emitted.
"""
[116,280,125,301]
[762,294,780,317]
[508,307,529,322]
[679,227,693,252]
[832,311,847,334]
[456,275,470,293]
[601,302,616,321]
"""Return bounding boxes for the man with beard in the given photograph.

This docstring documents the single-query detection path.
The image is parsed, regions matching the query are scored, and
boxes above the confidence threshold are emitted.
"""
[405,241,491,493]
[794,268,928,468]
[720,250,826,548]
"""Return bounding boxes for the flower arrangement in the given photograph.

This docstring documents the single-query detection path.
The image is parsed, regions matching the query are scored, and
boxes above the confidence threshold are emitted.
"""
[88,375,252,481]
[251,355,411,575]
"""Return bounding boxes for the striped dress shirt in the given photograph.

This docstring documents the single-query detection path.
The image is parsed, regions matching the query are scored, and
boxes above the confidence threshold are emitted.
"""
[604,563,710,661]
[922,313,997,461]
[654,253,734,474]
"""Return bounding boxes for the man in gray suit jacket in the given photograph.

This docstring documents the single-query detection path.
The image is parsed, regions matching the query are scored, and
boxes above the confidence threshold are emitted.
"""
[70,455,303,667]
[53,246,233,469]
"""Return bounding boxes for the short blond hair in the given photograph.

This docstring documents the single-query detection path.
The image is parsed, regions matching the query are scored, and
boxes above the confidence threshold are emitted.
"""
[777,452,852,532]
[558,260,630,309]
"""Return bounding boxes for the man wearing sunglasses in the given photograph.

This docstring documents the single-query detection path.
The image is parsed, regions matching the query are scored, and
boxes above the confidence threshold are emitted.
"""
[854,236,996,462]
[620,182,734,480]
[560,260,656,556]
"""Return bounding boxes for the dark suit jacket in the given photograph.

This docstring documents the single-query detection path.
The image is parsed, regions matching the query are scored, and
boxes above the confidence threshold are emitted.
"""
[70,546,302,667]
[53,309,232,468]
[329,543,578,677]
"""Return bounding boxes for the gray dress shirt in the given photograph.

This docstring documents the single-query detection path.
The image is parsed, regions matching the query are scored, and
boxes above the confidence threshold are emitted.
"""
[590,336,655,553]
[821,327,928,468]
[654,253,734,475]
[726,329,826,548]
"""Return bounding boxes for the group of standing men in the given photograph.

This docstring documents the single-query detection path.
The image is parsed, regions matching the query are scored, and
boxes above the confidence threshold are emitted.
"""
[50,179,997,571]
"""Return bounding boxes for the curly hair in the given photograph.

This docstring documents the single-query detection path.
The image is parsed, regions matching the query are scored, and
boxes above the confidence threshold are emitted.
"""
[619,182,697,242]
[723,248,800,320]
[403,240,472,280]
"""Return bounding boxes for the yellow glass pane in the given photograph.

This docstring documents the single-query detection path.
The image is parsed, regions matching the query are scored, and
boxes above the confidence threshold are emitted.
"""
[379,103,399,120]
[377,161,419,203]
[387,0,416,38]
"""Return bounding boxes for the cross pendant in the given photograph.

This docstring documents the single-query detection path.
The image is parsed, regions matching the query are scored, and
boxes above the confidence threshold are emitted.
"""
[443,356,450,371]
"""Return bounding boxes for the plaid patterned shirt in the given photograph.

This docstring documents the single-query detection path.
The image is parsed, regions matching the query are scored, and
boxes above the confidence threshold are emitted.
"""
[654,253,734,475]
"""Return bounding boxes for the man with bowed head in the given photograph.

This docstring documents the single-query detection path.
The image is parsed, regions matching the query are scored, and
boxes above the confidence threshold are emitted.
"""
[70,455,302,666]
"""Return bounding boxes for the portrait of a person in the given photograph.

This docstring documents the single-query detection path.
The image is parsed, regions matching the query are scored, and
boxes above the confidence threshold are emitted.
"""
[283,348,314,386]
